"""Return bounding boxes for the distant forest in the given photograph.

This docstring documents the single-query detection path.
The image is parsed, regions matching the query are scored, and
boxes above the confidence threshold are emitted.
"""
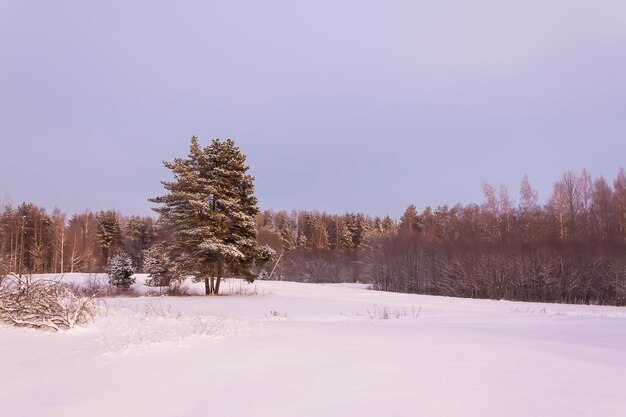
[2,168,626,306]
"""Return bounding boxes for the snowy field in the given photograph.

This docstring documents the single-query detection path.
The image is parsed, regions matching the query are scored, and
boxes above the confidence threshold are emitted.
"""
[1,274,626,417]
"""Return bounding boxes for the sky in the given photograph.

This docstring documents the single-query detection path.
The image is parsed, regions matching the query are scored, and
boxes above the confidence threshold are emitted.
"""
[1,1,625,219]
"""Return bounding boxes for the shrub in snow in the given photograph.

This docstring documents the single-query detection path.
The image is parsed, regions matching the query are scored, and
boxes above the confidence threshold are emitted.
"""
[0,274,98,331]
[366,305,422,320]
[107,252,135,288]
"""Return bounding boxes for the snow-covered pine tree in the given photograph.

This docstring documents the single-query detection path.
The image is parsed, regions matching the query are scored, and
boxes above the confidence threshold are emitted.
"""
[345,213,370,247]
[399,205,423,234]
[150,136,274,295]
[338,221,354,250]
[143,243,173,287]
[106,251,135,288]
[273,211,296,251]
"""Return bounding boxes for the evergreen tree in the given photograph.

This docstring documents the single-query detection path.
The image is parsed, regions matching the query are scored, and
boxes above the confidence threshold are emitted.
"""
[150,136,273,295]
[338,221,354,249]
[95,210,122,263]
[382,214,397,234]
[106,251,135,288]
[399,205,423,234]
[125,215,155,271]
[345,213,370,247]
[143,243,173,286]
[274,211,296,251]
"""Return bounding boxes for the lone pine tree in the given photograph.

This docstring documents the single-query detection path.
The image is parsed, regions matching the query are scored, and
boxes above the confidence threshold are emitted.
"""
[150,136,273,295]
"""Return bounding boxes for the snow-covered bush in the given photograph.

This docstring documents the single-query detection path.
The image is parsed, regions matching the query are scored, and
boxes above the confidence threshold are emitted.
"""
[0,274,98,331]
[107,252,135,288]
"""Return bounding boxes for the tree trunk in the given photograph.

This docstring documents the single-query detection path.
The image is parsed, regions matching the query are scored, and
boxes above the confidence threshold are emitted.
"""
[60,228,65,274]
[214,260,223,294]
[204,277,211,295]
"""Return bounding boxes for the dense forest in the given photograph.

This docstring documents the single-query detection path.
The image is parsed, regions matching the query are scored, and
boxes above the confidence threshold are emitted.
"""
[2,168,626,305]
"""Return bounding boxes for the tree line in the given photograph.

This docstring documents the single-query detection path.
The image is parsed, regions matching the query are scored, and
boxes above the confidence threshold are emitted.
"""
[0,204,157,275]
[2,162,626,304]
[254,169,626,305]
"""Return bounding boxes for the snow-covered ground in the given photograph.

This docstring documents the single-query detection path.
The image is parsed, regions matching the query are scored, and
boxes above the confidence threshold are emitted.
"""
[1,274,625,417]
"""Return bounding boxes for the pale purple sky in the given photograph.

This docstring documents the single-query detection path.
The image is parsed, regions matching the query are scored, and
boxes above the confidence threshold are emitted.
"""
[1,1,625,218]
